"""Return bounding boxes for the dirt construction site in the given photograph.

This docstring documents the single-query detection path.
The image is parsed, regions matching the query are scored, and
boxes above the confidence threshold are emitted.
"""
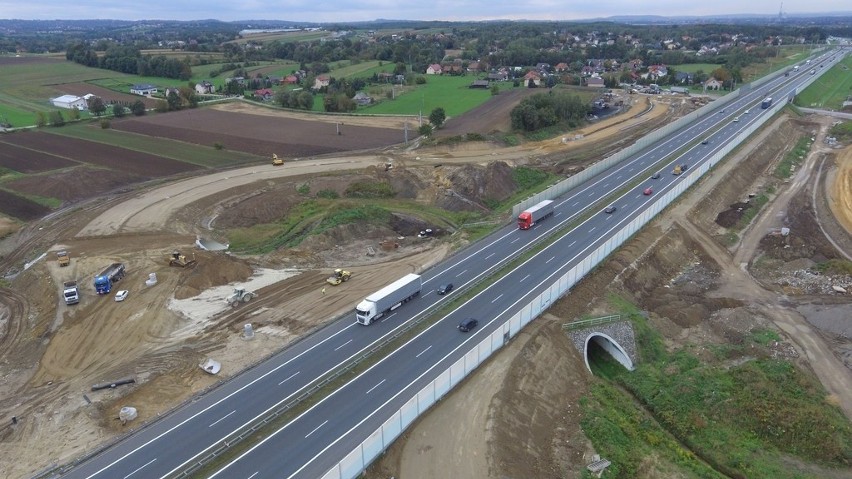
[1,92,852,478]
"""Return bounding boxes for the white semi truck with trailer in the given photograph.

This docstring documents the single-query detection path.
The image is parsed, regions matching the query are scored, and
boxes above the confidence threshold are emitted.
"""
[355,273,422,325]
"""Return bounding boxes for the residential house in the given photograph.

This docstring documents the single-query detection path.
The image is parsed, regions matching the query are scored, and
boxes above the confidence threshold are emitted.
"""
[487,71,508,82]
[443,65,463,75]
[704,78,723,90]
[50,94,88,110]
[352,92,372,105]
[130,84,158,96]
[467,61,481,73]
[254,88,275,101]
[426,64,443,75]
[523,71,541,87]
[163,87,180,98]
[312,74,331,90]
[646,65,668,80]
[555,62,569,73]
[282,75,299,85]
[674,72,693,84]
[586,77,605,88]
[536,62,551,73]
[195,81,215,94]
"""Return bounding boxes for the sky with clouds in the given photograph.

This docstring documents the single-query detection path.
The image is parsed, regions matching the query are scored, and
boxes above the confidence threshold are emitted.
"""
[0,0,846,23]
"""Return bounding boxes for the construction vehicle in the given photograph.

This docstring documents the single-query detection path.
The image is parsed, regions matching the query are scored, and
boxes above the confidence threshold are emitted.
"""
[56,250,70,267]
[326,268,352,285]
[355,274,422,325]
[672,164,683,175]
[517,200,554,230]
[63,280,80,305]
[272,154,284,166]
[94,263,126,294]
[169,251,197,268]
[226,288,256,307]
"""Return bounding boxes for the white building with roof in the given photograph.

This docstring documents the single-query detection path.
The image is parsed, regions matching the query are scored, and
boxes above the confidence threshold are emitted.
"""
[51,95,88,110]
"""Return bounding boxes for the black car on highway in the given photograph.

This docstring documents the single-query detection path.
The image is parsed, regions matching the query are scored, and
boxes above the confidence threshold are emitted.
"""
[458,318,479,332]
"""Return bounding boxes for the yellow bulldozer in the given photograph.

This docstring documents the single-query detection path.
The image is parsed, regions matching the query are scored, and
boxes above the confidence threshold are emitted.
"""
[326,268,352,285]
[168,250,197,268]
[272,154,284,166]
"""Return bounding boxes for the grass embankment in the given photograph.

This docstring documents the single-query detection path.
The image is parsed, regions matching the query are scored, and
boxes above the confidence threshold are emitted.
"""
[226,166,555,254]
[794,54,852,110]
[581,296,852,479]
[829,121,852,142]
[774,135,813,179]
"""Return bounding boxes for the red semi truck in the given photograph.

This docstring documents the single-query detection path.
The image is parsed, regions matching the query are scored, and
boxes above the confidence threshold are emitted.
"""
[518,200,555,230]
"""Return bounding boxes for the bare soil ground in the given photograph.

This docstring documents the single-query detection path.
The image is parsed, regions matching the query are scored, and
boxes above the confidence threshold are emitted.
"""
[1,94,850,479]
[365,113,852,479]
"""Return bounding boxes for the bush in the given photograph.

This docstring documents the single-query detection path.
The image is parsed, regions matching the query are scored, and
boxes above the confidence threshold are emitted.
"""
[316,189,339,199]
[344,181,394,198]
[296,183,310,195]
[213,142,224,150]
[100,119,111,129]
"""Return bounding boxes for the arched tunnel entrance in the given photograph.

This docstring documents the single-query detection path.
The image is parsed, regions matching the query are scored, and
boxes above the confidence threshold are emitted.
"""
[584,332,635,373]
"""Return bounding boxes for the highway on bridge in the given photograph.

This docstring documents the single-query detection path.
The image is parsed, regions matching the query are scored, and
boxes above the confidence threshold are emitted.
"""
[63,50,845,479]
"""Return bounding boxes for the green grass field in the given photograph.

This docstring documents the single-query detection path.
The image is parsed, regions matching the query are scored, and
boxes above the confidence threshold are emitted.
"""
[583,295,852,479]
[794,55,852,109]
[668,63,722,74]
[361,75,509,117]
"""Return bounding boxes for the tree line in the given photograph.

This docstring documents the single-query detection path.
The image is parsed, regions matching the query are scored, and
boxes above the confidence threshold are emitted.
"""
[66,43,192,80]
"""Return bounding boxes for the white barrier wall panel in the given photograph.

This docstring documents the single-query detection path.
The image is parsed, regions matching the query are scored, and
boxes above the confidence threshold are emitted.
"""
[339,447,364,479]
[399,396,419,430]
[417,384,436,412]
[361,427,385,464]
[382,413,402,444]
[520,303,532,326]
[327,76,825,478]
[322,465,341,479]
[434,369,452,399]
[491,328,504,351]
[510,314,522,336]
[479,337,494,362]
[464,348,480,374]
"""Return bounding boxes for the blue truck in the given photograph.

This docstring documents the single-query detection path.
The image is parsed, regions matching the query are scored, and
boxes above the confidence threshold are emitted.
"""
[94,263,126,294]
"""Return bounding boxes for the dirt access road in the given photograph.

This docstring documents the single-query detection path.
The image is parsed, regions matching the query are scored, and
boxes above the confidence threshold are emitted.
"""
[0,93,667,478]
[367,114,852,479]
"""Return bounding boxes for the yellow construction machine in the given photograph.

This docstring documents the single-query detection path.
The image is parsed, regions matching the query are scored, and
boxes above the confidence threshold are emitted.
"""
[272,154,284,166]
[168,250,197,268]
[326,268,352,285]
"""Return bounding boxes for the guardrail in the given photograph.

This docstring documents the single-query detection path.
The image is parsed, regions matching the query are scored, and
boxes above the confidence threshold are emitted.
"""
[321,57,833,479]
[170,210,568,478]
[52,54,840,479]
[512,88,741,218]
[562,314,622,331]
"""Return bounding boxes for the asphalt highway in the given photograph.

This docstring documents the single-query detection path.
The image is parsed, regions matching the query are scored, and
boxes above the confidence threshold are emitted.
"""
[62,49,845,479]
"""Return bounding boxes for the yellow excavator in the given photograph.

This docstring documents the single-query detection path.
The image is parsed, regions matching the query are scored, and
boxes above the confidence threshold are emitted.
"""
[326,268,352,285]
[272,154,284,166]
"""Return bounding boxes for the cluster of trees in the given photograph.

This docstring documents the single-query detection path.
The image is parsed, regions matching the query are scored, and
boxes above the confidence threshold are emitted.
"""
[510,92,589,132]
[66,43,192,80]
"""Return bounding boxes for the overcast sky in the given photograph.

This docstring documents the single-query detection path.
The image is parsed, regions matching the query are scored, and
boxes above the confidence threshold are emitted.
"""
[0,1,847,23]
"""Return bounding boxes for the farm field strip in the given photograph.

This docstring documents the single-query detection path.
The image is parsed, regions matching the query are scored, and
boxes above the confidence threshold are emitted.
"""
[0,141,78,173]
[49,125,263,168]
[0,132,202,177]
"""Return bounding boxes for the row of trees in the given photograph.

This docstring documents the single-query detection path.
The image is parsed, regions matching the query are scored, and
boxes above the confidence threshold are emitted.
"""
[510,92,589,132]
[66,43,192,80]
